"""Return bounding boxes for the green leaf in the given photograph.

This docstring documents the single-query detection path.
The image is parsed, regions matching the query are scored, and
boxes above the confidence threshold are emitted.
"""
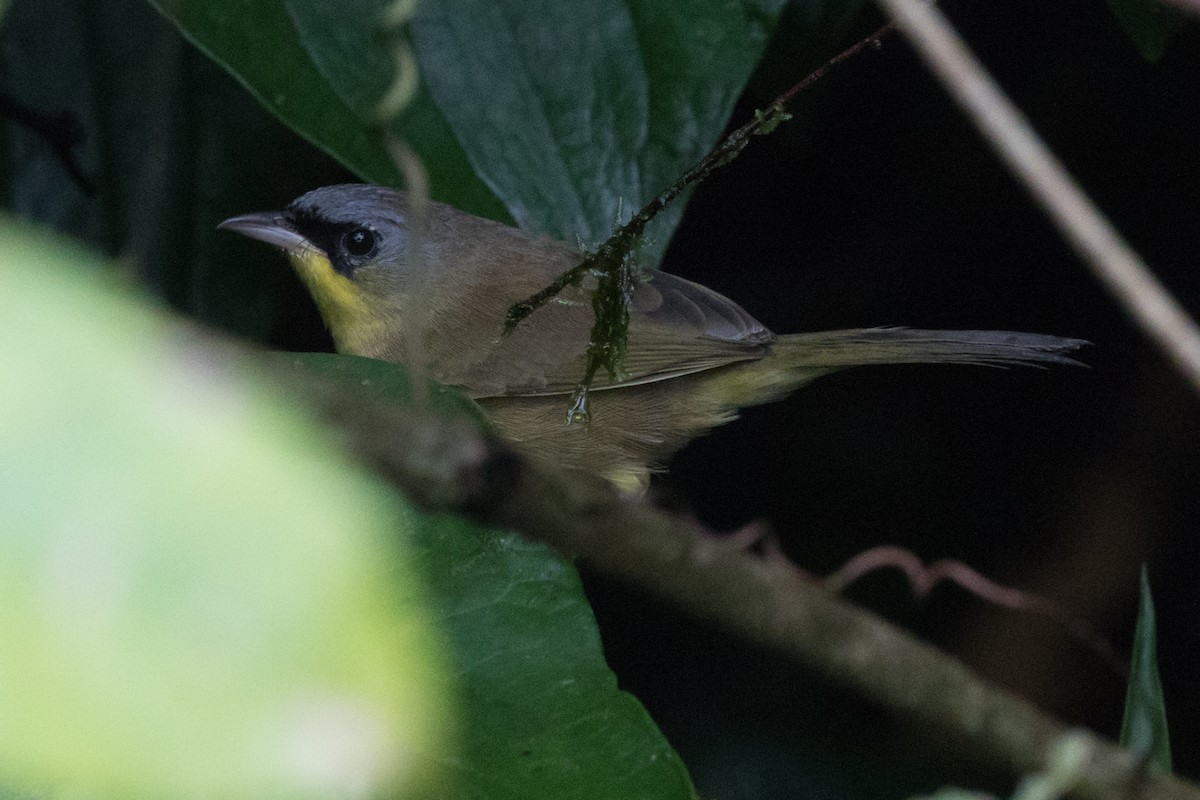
[145,0,507,220]
[415,517,696,800]
[1105,0,1185,62]
[264,351,492,425]
[407,0,788,259]
[1119,565,1171,771]
[0,221,453,800]
[143,0,393,183]
[263,350,695,796]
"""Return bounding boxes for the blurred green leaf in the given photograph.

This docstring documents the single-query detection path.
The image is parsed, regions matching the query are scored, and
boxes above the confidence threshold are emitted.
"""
[0,221,453,800]
[145,0,506,220]
[261,351,696,796]
[1105,0,1185,62]
[264,350,491,426]
[406,0,787,260]
[415,517,696,800]
[1119,565,1171,771]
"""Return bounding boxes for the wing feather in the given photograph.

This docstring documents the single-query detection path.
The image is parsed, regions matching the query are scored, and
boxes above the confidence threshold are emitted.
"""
[410,207,772,397]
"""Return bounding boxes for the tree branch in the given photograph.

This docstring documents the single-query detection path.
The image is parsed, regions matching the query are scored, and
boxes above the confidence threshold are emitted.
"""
[875,0,1200,397]
[289,371,1200,800]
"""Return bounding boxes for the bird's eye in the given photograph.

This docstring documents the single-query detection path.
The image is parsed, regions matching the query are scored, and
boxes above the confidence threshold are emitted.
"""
[342,227,377,258]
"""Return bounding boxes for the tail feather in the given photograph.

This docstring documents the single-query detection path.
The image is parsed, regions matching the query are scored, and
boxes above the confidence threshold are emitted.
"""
[716,327,1087,409]
[770,328,1088,369]
[490,327,1085,492]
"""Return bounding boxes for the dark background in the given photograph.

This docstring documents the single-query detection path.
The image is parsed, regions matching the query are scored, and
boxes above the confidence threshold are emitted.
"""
[3,0,1197,797]
[591,1,1200,796]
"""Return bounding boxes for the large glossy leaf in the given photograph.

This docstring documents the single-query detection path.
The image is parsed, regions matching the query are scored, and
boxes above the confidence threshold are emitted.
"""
[415,518,696,800]
[0,221,453,799]
[407,0,789,258]
[191,0,787,260]
[0,0,134,248]
[1119,565,1172,771]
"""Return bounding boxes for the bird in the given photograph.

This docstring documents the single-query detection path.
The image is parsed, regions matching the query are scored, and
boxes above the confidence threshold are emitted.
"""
[221,184,1085,492]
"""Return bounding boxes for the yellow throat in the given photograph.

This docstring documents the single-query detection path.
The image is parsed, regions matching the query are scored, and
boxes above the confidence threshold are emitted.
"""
[286,248,386,356]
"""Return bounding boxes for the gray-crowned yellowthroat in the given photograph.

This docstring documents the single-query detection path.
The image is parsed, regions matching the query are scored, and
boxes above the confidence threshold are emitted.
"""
[221,184,1084,492]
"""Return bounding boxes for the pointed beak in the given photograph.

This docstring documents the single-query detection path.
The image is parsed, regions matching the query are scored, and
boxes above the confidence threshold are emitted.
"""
[218,212,316,255]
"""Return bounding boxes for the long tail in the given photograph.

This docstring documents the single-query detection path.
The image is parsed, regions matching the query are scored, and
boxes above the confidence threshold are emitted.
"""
[772,327,1087,368]
[719,327,1088,407]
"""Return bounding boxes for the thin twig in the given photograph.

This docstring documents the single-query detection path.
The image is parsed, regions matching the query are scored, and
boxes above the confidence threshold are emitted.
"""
[375,0,421,123]
[502,20,897,333]
[876,0,1200,397]
[824,545,1128,677]
[501,21,898,421]
[385,135,432,407]
[376,0,430,405]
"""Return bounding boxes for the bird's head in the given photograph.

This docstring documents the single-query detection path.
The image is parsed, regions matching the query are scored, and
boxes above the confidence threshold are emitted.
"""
[220,184,416,355]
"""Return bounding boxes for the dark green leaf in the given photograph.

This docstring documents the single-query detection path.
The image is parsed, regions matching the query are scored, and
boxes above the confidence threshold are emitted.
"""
[414,516,697,800]
[0,0,358,341]
[262,350,492,427]
[1119,565,1171,771]
[409,0,788,260]
[145,0,394,183]
[282,0,394,120]
[0,0,148,249]
[1106,0,1185,62]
